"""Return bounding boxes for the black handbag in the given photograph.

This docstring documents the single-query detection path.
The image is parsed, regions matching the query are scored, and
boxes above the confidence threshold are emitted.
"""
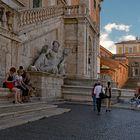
[99,88,108,99]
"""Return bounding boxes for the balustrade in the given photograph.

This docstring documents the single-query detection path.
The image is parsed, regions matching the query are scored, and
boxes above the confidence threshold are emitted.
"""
[0,4,89,30]
[19,6,63,27]
[19,4,88,27]
[64,4,88,16]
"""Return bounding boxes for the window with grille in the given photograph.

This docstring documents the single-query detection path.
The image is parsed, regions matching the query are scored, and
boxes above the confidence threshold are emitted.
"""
[33,0,42,8]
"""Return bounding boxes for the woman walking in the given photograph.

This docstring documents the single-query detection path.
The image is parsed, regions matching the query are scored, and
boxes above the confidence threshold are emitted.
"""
[105,81,112,112]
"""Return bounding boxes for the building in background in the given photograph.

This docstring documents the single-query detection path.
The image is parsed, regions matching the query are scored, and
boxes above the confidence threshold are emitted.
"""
[116,39,140,78]
[100,46,128,88]
[115,39,140,89]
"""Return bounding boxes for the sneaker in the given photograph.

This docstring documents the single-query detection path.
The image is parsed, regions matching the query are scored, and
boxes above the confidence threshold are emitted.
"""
[97,112,100,115]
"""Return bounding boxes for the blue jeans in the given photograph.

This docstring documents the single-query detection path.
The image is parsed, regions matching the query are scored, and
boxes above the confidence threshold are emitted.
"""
[92,96,96,111]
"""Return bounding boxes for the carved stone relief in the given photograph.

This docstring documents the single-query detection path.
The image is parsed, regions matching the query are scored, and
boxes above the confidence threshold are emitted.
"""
[29,40,68,75]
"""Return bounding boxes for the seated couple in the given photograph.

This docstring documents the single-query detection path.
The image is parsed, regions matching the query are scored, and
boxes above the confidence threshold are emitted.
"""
[3,67,33,103]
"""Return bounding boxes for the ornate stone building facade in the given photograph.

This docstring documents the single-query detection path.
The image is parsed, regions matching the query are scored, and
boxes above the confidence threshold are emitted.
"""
[116,39,140,78]
[0,0,103,86]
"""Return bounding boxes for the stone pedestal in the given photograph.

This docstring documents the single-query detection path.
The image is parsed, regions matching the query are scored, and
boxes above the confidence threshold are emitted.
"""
[29,72,64,101]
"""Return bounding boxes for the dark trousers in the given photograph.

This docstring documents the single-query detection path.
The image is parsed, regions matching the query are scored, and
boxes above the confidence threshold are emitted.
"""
[92,96,96,111]
[16,86,29,96]
[96,98,102,113]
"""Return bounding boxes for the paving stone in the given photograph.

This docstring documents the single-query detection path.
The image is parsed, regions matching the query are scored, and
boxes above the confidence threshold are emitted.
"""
[0,103,140,140]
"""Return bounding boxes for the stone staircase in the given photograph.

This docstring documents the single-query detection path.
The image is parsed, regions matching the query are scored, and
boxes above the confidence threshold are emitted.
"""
[0,101,70,130]
[63,78,96,102]
[62,78,120,104]
[122,77,140,89]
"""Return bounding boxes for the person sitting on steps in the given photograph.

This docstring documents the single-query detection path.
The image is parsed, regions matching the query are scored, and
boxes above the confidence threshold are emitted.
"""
[3,67,22,104]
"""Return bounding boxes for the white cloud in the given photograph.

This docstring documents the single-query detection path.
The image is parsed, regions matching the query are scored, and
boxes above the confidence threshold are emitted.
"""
[100,23,135,54]
[100,32,116,54]
[104,23,130,33]
[118,35,136,41]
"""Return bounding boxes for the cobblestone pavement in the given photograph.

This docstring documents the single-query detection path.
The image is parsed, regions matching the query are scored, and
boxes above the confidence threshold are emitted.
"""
[0,103,140,140]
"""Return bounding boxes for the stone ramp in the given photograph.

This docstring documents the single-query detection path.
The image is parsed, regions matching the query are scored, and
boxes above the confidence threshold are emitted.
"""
[0,102,70,130]
[122,77,140,89]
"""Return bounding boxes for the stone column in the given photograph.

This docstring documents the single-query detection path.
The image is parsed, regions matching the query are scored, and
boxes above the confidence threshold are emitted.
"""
[77,18,88,78]
[89,36,94,79]
[90,33,99,80]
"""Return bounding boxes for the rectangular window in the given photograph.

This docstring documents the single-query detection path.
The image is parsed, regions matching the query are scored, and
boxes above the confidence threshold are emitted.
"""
[33,0,42,8]
[118,47,122,54]
[128,48,133,53]
[135,69,139,75]
[139,46,140,53]
[94,0,96,9]
[133,46,137,53]
[125,47,128,53]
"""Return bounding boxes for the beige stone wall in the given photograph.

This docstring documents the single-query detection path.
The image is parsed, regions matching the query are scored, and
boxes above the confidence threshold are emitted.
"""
[64,17,98,79]
[29,72,64,100]
[0,33,20,85]
[18,0,29,8]
[64,18,78,77]
[0,35,11,77]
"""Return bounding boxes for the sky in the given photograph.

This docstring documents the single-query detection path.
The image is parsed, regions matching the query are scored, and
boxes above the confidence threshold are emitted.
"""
[100,0,140,54]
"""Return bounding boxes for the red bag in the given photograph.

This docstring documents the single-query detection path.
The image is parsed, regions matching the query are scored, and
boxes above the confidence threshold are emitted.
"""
[5,82,14,89]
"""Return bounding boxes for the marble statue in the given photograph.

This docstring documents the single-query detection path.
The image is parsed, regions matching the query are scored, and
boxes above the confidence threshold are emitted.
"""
[29,45,49,71]
[41,40,60,74]
[30,40,68,75]
[6,11,13,31]
[58,48,69,75]
[30,41,65,74]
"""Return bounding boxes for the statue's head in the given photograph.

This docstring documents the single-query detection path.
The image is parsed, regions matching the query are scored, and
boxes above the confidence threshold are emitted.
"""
[63,48,69,56]
[52,41,60,53]
[41,45,48,53]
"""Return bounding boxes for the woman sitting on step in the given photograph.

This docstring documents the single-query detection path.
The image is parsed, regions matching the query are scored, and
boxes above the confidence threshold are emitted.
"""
[3,67,22,104]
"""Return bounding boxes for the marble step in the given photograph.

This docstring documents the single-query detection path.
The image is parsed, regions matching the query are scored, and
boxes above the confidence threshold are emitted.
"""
[62,85,135,104]
[64,78,97,86]
[0,104,70,130]
[0,87,41,104]
[0,102,57,120]
[62,85,119,104]
[64,78,117,87]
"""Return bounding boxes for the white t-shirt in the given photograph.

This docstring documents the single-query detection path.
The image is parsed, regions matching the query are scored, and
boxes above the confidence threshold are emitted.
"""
[15,75,23,86]
[94,85,103,98]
